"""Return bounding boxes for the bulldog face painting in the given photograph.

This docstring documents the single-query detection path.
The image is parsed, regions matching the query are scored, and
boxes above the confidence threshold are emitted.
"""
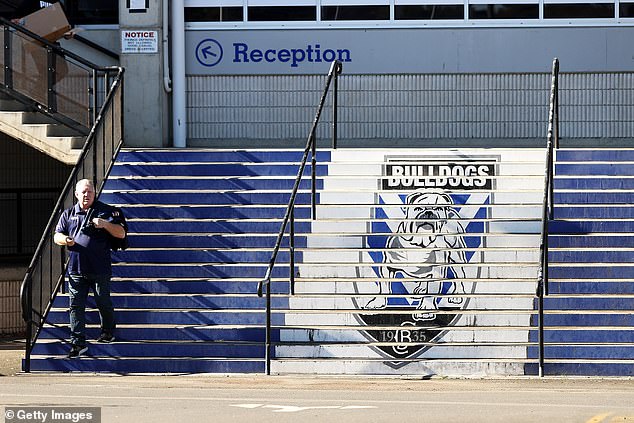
[353,156,497,365]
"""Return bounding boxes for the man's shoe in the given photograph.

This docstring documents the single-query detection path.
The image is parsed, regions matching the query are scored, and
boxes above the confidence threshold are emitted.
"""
[67,345,88,358]
[97,333,115,343]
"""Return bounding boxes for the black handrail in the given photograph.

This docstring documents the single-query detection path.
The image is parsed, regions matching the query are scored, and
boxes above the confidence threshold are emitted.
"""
[19,65,124,372]
[537,57,560,378]
[256,60,342,375]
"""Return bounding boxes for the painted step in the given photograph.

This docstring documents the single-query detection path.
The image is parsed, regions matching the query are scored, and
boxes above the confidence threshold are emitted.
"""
[549,220,634,233]
[112,264,295,278]
[109,163,328,177]
[108,280,289,294]
[547,281,634,295]
[554,178,634,190]
[554,192,634,205]
[549,250,634,263]
[549,266,634,279]
[555,163,634,176]
[124,234,304,249]
[45,310,279,325]
[525,362,634,377]
[119,206,312,220]
[116,149,331,163]
[555,149,634,162]
[50,295,286,309]
[38,326,274,342]
[101,192,315,205]
[553,206,634,219]
[122,220,311,233]
[104,178,323,191]
[31,341,264,358]
[549,235,634,248]
[26,358,265,373]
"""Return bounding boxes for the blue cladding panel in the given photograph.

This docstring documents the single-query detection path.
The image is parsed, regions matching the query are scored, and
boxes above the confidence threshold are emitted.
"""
[116,150,331,163]
[109,163,328,177]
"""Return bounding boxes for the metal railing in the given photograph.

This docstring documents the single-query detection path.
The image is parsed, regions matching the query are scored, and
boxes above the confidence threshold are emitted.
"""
[17,37,124,371]
[0,17,121,134]
[537,57,560,378]
[256,60,342,375]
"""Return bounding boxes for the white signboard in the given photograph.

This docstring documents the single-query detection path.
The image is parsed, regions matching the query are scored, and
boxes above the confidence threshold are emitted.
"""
[121,30,158,54]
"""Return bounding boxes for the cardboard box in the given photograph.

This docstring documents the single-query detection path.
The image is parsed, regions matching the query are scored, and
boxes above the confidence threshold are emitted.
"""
[19,3,71,42]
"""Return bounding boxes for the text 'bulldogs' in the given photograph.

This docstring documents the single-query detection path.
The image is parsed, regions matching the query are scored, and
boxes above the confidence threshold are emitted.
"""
[383,163,494,190]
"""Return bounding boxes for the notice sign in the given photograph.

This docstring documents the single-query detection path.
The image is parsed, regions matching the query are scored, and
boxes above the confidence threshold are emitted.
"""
[121,30,158,53]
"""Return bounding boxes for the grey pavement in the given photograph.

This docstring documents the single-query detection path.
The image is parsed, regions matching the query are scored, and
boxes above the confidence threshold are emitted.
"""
[1,373,633,423]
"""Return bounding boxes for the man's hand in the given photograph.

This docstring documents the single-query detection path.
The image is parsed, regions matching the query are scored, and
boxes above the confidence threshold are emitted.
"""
[65,236,75,247]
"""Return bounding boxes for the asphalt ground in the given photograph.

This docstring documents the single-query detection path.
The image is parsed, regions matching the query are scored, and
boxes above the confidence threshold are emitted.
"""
[1,341,633,423]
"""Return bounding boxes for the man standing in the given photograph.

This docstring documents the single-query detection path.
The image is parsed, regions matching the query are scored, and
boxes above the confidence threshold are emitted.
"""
[54,179,127,358]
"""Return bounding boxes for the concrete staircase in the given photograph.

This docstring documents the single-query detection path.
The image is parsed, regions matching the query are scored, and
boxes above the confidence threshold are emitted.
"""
[543,148,634,376]
[23,148,634,376]
[0,93,83,164]
[25,148,555,376]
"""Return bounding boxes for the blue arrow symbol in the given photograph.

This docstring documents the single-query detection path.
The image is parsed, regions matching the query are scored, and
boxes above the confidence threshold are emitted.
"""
[201,46,217,59]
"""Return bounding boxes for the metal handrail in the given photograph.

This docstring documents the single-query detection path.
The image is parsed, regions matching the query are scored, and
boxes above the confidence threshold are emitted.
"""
[19,65,124,372]
[0,17,121,132]
[256,60,342,375]
[537,57,560,378]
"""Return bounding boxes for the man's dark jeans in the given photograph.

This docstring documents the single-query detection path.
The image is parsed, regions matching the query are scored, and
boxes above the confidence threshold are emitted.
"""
[68,273,116,347]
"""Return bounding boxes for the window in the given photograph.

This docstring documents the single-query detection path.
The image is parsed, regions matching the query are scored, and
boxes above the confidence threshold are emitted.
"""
[185,6,243,21]
[544,3,614,18]
[620,2,634,17]
[248,6,316,21]
[395,4,464,19]
[321,5,390,20]
[469,3,539,18]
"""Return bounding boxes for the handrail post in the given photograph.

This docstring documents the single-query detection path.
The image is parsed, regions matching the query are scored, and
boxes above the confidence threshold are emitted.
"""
[311,133,316,220]
[332,62,339,149]
[23,275,32,373]
[290,207,295,295]
[46,46,56,113]
[265,278,271,375]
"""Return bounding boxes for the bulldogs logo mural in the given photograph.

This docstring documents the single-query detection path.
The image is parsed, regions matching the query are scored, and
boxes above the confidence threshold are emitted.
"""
[353,157,497,366]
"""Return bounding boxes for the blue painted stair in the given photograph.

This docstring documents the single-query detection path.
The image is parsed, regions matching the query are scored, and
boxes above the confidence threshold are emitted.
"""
[27,149,329,373]
[536,148,634,376]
